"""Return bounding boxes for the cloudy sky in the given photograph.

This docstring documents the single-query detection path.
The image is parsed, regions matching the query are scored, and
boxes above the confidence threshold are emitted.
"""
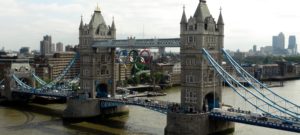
[0,0,300,52]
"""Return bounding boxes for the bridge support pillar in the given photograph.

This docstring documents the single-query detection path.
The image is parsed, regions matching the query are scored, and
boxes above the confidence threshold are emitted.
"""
[165,112,234,135]
[63,98,101,118]
[63,98,129,118]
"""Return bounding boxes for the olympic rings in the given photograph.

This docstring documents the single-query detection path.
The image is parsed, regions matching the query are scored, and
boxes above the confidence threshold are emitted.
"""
[139,49,152,64]
[117,49,152,64]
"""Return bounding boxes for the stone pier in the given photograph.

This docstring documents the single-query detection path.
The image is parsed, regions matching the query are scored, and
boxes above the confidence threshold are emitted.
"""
[165,112,234,135]
[63,98,129,118]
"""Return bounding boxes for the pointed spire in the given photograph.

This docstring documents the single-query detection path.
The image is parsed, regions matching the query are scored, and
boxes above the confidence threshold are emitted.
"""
[95,3,101,12]
[217,7,224,25]
[80,15,83,29]
[111,16,116,30]
[194,1,204,22]
[180,5,187,24]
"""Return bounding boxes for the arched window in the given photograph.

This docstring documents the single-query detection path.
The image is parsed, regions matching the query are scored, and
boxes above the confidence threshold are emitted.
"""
[101,66,107,75]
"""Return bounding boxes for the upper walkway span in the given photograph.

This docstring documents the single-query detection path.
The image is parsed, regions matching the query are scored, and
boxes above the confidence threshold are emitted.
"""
[92,38,180,48]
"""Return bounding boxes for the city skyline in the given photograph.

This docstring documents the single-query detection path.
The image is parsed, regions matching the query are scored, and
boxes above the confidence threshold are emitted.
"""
[1,0,300,51]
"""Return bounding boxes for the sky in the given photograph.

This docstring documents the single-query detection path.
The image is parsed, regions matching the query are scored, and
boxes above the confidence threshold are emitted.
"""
[0,0,300,52]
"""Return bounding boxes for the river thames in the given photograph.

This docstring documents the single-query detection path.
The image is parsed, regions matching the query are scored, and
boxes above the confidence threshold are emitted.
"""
[0,80,300,135]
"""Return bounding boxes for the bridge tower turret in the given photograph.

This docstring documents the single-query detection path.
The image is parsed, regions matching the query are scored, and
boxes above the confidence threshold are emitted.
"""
[78,5,116,99]
[165,0,234,134]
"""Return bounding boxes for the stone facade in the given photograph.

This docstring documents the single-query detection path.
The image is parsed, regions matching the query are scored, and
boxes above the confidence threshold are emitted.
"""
[4,62,35,100]
[165,112,234,135]
[165,0,234,134]
[180,0,224,112]
[78,6,116,98]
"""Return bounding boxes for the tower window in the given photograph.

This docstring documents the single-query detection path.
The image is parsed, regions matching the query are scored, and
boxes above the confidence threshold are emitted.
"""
[188,36,194,43]
[101,66,107,75]
[101,55,105,62]
[189,25,193,31]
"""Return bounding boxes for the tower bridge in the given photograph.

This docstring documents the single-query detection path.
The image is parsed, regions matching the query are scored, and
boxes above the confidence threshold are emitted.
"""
[1,0,300,134]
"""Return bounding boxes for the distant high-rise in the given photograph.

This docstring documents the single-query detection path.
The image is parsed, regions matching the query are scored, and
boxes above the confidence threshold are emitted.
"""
[65,45,75,52]
[278,32,285,50]
[40,35,53,56]
[51,43,55,53]
[272,32,286,55]
[288,35,297,55]
[56,42,64,52]
[20,47,30,54]
[253,45,257,52]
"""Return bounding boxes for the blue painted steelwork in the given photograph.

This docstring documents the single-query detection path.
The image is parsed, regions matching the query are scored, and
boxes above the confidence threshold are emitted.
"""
[0,79,4,85]
[13,53,79,90]
[32,73,47,86]
[100,98,174,114]
[202,48,298,124]
[92,38,180,48]
[222,49,300,117]
[210,112,300,133]
[10,53,79,97]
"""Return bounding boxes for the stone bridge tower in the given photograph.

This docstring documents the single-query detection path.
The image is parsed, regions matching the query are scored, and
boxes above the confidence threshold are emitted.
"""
[78,6,116,98]
[165,0,234,134]
[180,0,224,113]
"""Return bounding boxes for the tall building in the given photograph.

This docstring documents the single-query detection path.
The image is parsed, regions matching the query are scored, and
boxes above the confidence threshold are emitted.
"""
[253,45,257,52]
[179,0,224,112]
[56,42,64,52]
[34,52,80,81]
[288,35,297,55]
[78,6,116,98]
[40,35,53,56]
[51,43,56,53]
[166,1,234,134]
[272,32,286,55]
[278,32,285,50]
[65,45,75,52]
[20,47,30,54]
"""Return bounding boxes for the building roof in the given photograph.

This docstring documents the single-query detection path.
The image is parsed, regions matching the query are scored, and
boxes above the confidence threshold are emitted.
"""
[89,7,107,28]
[193,1,211,22]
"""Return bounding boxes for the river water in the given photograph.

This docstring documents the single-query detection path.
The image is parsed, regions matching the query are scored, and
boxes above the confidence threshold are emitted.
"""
[0,80,300,135]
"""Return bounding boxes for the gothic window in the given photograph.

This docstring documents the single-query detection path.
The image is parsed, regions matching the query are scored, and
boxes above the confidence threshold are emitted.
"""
[189,25,193,31]
[83,81,90,89]
[97,69,101,76]
[185,89,197,103]
[83,56,90,62]
[106,55,111,62]
[188,36,194,43]
[186,75,195,83]
[101,55,105,63]
[96,26,100,35]
[83,69,89,76]
[101,66,107,75]
[194,24,197,30]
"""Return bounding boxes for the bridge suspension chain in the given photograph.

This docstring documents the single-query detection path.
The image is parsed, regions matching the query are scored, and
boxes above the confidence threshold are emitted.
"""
[222,49,300,117]
[32,73,47,86]
[0,79,4,85]
[202,48,299,124]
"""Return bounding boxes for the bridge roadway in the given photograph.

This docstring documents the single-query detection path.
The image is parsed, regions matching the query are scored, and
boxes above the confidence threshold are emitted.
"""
[100,98,179,114]
[100,98,300,133]
[92,38,180,48]
[12,86,74,98]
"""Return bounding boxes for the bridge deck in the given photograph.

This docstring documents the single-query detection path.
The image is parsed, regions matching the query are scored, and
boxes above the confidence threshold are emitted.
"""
[210,112,300,133]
